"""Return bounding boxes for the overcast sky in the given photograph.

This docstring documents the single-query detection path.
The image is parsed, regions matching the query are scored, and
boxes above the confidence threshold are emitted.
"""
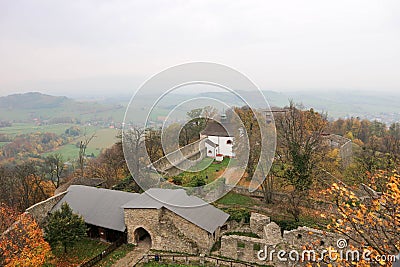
[0,0,399,97]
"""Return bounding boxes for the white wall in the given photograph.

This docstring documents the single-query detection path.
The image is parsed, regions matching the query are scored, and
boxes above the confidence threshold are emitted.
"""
[205,142,217,158]
[207,136,234,157]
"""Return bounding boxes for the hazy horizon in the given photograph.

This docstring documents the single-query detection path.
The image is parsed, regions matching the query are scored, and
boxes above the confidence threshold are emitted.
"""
[1,1,400,96]
[2,88,399,100]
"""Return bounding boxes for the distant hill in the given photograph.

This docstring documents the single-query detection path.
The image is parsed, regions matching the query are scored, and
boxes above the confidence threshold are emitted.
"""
[0,90,398,124]
[0,92,71,109]
[0,92,125,122]
[193,90,399,124]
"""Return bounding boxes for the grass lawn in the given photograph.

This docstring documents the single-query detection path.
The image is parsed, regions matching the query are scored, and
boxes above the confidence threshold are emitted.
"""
[95,244,135,267]
[216,192,254,206]
[46,238,108,266]
[171,157,231,185]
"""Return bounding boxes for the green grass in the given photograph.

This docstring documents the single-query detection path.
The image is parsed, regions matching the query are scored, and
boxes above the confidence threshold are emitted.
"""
[171,157,231,185]
[48,238,108,266]
[95,244,135,267]
[0,123,78,136]
[80,128,119,150]
[43,143,88,160]
[216,192,254,206]
[43,128,119,160]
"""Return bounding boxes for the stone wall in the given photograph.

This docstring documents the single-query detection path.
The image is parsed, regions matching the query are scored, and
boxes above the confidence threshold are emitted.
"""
[220,235,266,265]
[282,226,339,249]
[324,134,353,167]
[339,139,353,167]
[250,213,270,238]
[124,208,159,245]
[124,207,215,254]
[25,191,67,226]
[151,138,206,176]
[220,213,344,266]
[162,208,214,252]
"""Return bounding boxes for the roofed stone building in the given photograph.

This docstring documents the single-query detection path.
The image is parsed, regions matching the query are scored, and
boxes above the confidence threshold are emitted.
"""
[28,185,229,254]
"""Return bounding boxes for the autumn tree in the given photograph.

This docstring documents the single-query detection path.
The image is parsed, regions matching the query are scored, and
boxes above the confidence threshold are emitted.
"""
[323,171,399,266]
[274,102,328,221]
[86,140,129,188]
[0,162,54,212]
[0,203,18,233]
[44,202,87,253]
[14,162,54,210]
[43,153,65,188]
[0,208,51,266]
[179,108,207,146]
[0,166,18,209]
[234,106,262,181]
[385,122,400,164]
[145,128,164,163]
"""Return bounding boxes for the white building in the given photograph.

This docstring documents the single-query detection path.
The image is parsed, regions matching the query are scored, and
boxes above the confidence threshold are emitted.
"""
[201,117,235,158]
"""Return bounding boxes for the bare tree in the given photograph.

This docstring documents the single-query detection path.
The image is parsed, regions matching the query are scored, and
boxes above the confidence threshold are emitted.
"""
[145,128,163,163]
[78,133,95,176]
[123,126,146,180]
[43,153,65,188]
[274,101,328,221]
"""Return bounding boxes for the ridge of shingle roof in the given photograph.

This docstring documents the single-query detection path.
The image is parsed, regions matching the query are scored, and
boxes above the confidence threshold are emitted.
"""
[52,185,229,234]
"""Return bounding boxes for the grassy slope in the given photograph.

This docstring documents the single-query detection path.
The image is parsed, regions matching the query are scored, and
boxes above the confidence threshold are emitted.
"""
[44,128,119,160]
[47,238,108,266]
[216,192,254,206]
[95,244,135,267]
[171,157,231,184]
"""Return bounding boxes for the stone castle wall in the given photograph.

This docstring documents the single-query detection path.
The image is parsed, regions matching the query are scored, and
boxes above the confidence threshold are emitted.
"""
[220,213,343,266]
[124,207,215,254]
[151,138,207,176]
[220,235,266,265]
[25,191,67,226]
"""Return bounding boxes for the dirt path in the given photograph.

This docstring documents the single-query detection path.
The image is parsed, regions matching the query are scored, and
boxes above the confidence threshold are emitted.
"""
[223,167,243,185]
[113,237,151,267]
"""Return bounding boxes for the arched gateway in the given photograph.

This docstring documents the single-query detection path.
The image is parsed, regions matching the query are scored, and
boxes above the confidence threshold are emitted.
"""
[133,227,152,247]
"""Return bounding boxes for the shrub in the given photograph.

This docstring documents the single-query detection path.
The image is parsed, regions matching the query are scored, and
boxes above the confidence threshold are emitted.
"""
[222,208,251,223]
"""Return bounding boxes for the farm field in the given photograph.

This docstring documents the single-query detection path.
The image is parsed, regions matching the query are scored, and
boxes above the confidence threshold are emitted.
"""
[0,123,119,160]
[45,128,119,160]
[0,123,78,136]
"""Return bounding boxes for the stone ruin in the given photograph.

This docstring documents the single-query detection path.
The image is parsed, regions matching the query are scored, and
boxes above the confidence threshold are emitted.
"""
[219,213,343,266]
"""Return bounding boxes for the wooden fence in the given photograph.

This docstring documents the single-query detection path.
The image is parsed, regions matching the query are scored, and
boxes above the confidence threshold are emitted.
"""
[79,237,125,267]
[134,253,264,267]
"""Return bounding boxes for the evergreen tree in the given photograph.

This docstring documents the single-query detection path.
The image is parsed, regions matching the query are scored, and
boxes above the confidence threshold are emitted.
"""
[44,202,87,253]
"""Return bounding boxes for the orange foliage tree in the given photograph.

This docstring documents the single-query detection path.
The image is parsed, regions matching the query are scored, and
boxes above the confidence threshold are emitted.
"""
[0,206,52,266]
[323,171,400,266]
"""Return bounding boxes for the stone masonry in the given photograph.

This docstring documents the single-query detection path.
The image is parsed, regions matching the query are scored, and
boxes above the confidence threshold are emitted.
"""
[124,207,215,254]
[220,212,344,266]
[25,191,67,226]
[250,212,270,238]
